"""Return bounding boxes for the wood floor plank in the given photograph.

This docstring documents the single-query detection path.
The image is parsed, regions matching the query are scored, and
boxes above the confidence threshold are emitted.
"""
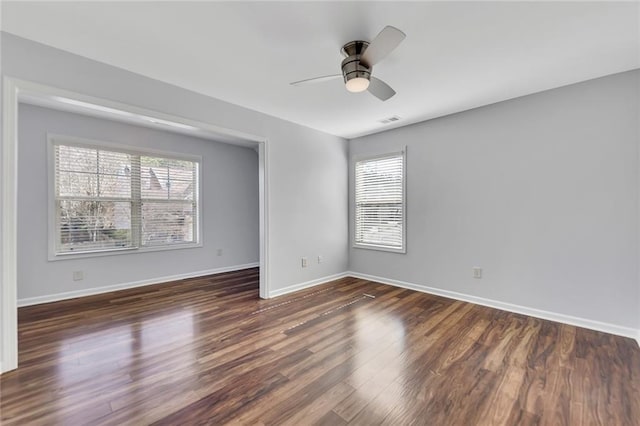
[1,267,639,425]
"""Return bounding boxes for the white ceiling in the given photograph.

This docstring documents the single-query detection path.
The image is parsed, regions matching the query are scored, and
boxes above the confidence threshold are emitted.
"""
[3,1,639,139]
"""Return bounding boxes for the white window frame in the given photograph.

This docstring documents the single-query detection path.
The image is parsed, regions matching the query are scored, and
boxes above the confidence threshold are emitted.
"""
[47,134,203,261]
[353,149,407,254]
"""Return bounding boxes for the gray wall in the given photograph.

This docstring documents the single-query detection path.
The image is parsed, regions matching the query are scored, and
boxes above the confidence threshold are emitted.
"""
[349,70,640,329]
[18,104,260,300]
[1,32,349,296]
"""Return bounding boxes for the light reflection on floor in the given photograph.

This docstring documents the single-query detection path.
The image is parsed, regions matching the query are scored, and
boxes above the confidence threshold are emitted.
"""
[53,309,197,417]
[350,308,407,412]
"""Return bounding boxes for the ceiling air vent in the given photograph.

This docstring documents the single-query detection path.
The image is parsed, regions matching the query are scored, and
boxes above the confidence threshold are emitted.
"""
[378,115,401,124]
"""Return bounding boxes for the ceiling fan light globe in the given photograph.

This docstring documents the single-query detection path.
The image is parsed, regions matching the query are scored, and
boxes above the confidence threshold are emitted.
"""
[345,77,370,93]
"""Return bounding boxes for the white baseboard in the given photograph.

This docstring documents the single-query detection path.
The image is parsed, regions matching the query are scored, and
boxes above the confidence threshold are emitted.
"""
[17,262,259,307]
[17,265,639,346]
[348,271,640,341]
[268,272,350,298]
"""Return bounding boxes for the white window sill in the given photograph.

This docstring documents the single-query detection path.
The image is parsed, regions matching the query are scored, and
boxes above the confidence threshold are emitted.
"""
[48,242,203,261]
[353,243,406,254]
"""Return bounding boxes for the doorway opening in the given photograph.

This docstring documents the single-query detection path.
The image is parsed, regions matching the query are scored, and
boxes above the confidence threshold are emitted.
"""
[1,78,270,373]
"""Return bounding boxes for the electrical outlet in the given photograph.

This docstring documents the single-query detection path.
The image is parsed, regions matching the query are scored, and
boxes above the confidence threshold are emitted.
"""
[317,255,323,264]
[73,271,84,281]
[301,257,308,268]
[473,267,482,279]
[216,248,223,256]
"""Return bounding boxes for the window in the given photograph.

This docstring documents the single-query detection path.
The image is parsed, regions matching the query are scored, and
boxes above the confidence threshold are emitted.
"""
[50,136,200,258]
[354,151,405,252]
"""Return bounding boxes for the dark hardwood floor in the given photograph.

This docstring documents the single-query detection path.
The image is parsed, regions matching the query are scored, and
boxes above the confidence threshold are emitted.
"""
[1,267,639,425]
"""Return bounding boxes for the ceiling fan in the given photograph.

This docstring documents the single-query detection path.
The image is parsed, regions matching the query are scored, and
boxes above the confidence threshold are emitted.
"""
[290,26,406,101]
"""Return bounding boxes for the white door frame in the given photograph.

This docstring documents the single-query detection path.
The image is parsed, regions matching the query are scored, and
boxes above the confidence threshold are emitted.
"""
[0,77,270,374]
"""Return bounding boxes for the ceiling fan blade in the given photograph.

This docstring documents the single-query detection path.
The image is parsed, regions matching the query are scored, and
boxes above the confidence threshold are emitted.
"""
[290,74,342,86]
[368,77,396,101]
[360,26,406,68]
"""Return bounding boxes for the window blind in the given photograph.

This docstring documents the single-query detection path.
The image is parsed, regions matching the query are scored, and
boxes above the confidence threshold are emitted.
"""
[53,141,199,256]
[139,156,198,248]
[355,153,405,250]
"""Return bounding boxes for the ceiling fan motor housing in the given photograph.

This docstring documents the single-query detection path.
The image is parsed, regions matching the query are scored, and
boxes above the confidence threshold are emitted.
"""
[341,40,372,85]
